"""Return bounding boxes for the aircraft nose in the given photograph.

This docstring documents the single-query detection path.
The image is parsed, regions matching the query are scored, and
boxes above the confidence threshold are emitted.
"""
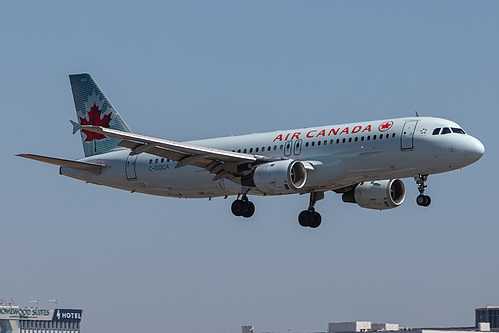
[463,136,485,163]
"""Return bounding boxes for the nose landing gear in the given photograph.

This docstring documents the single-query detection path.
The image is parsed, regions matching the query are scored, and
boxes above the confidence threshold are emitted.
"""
[415,174,431,207]
[298,191,324,228]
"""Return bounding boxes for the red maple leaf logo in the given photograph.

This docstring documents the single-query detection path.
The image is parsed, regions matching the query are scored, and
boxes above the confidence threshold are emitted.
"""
[79,103,112,142]
[378,121,394,132]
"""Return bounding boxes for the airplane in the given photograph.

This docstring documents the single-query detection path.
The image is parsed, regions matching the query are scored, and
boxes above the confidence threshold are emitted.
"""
[18,73,485,228]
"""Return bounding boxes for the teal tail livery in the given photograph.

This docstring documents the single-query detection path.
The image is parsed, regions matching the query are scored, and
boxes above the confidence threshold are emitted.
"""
[18,73,485,229]
[69,73,131,157]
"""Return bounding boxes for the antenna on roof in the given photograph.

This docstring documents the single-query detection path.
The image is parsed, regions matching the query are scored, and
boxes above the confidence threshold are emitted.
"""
[29,300,39,308]
[9,297,16,306]
[415,111,420,117]
[49,299,58,308]
[0,297,4,305]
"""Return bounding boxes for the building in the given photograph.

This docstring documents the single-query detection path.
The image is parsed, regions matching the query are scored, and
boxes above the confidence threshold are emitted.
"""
[476,306,499,330]
[0,305,82,333]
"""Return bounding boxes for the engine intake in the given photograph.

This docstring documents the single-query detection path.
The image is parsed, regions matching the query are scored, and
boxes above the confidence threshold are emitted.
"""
[252,160,307,194]
[342,179,406,210]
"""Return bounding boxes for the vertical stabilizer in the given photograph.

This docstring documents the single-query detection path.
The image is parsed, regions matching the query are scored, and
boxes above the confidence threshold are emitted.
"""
[69,73,131,157]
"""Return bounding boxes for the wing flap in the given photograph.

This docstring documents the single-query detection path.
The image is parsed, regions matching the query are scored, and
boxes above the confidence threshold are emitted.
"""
[17,154,105,174]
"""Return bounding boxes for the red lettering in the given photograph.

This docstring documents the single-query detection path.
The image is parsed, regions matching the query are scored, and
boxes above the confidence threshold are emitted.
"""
[352,126,361,134]
[291,132,301,140]
[340,127,349,135]
[306,130,317,138]
[328,128,339,136]
[285,133,290,140]
[273,134,283,142]
[316,129,326,137]
[362,125,372,132]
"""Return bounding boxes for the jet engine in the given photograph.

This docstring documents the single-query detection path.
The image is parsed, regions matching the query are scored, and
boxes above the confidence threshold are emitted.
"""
[342,179,406,210]
[251,160,308,194]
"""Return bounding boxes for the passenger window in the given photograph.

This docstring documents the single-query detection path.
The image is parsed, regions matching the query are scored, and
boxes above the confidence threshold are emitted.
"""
[317,141,321,146]
[336,139,340,144]
[451,128,466,134]
[261,147,265,152]
[386,134,389,139]
[432,128,441,135]
[392,133,395,138]
[161,158,164,163]
[243,149,247,153]
[361,136,364,141]
[373,135,377,140]
[342,138,346,143]
[330,139,334,145]
[324,140,327,145]
[305,142,309,147]
[280,145,283,150]
[238,149,241,153]
[367,135,370,140]
[249,148,253,153]
[355,137,358,142]
[312,141,315,146]
[255,147,259,152]
[441,127,451,135]
[348,137,352,142]
[149,159,152,164]
[268,146,271,151]
[155,159,158,163]
[274,145,277,150]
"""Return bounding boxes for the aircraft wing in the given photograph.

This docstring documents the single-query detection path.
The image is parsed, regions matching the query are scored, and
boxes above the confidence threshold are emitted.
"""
[81,125,268,181]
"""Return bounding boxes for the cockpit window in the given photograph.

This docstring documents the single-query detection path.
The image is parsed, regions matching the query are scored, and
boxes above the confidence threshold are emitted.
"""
[451,127,466,134]
[441,127,451,135]
[432,128,441,135]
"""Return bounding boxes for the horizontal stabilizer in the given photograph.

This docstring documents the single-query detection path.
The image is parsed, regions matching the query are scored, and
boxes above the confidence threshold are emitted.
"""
[17,154,105,173]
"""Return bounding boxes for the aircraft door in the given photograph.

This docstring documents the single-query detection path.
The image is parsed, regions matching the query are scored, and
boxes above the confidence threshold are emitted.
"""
[284,140,292,156]
[401,120,418,150]
[293,139,302,155]
[126,154,138,180]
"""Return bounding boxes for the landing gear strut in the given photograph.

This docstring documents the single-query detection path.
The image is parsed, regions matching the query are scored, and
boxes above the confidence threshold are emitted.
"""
[231,192,255,218]
[298,191,324,228]
[415,174,431,207]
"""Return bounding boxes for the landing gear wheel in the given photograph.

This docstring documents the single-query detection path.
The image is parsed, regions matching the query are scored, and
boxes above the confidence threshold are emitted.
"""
[231,192,255,218]
[242,201,255,218]
[298,191,325,228]
[231,200,246,216]
[414,174,431,207]
[298,210,322,228]
[299,210,315,227]
[416,195,431,207]
[309,212,322,228]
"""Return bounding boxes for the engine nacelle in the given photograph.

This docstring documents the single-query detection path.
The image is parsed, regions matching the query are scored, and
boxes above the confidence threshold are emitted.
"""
[342,179,406,210]
[252,160,307,194]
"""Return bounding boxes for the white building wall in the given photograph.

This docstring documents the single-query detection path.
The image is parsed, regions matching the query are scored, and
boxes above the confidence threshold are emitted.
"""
[329,321,372,333]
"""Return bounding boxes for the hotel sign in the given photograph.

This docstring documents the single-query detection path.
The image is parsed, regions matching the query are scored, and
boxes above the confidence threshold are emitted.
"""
[0,307,82,322]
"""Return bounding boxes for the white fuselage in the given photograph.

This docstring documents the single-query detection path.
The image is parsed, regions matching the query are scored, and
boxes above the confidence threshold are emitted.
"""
[61,116,484,198]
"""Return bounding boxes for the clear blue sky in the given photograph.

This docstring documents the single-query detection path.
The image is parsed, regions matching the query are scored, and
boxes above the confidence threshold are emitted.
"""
[1,2,498,333]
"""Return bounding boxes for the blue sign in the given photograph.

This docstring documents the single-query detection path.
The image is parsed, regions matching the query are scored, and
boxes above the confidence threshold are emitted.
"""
[52,309,82,322]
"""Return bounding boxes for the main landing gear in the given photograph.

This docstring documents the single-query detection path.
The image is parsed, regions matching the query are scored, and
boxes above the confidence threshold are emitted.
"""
[298,191,324,228]
[415,174,431,207]
[231,193,255,218]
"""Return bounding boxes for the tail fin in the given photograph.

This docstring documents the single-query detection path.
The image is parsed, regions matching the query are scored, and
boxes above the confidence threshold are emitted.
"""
[69,73,131,157]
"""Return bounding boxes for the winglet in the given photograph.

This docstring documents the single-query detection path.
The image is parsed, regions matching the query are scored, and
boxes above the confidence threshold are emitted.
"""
[70,120,82,134]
